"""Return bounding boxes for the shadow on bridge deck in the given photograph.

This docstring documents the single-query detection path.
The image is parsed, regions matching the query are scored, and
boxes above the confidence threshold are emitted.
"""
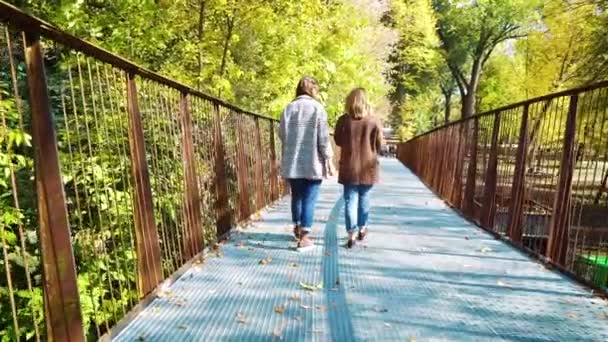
[114,159,608,341]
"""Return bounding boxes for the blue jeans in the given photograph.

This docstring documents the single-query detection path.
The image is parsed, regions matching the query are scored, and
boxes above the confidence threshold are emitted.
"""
[343,184,373,233]
[289,179,322,232]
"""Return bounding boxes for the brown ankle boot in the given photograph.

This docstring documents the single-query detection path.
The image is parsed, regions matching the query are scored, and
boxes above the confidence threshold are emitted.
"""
[293,225,301,240]
[298,231,314,250]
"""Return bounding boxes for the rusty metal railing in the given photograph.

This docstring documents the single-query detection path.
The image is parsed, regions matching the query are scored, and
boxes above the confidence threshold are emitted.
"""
[0,1,287,340]
[398,81,608,296]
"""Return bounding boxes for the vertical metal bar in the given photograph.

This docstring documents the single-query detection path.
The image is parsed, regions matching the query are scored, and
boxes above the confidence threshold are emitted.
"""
[507,104,530,243]
[125,72,163,296]
[180,92,204,257]
[452,123,467,208]
[463,118,479,217]
[24,32,84,342]
[547,95,579,265]
[235,115,252,220]
[212,104,232,235]
[269,120,279,201]
[253,117,265,210]
[480,113,501,229]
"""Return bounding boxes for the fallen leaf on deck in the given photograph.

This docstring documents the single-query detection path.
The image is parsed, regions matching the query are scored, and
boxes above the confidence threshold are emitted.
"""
[317,305,327,311]
[288,262,298,268]
[158,290,174,298]
[299,281,323,291]
[236,312,247,324]
[259,256,272,265]
[177,324,187,330]
[289,295,301,302]
[274,305,285,314]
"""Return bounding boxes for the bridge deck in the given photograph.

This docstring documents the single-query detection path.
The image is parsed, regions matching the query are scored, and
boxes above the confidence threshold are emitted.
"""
[115,159,608,341]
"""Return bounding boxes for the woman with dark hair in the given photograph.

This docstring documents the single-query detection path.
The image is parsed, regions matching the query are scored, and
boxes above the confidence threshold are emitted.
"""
[279,76,335,250]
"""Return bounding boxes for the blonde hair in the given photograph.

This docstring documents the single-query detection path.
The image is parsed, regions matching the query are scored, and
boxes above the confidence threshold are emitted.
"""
[345,88,371,119]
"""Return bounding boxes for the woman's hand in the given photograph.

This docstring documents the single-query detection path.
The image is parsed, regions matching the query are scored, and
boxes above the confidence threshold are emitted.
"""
[323,159,337,178]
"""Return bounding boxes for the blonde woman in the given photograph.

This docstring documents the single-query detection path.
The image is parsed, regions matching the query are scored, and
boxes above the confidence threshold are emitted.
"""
[279,76,335,250]
[334,88,383,248]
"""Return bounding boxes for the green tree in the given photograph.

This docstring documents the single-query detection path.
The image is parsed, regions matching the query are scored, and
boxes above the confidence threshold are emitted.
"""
[433,0,539,118]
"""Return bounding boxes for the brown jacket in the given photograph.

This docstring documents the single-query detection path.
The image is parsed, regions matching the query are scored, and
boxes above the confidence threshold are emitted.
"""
[334,114,383,185]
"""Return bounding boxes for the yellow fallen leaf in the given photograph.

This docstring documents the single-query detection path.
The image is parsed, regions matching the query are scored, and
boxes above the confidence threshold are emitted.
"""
[297,281,323,291]
[274,305,285,314]
[236,312,247,324]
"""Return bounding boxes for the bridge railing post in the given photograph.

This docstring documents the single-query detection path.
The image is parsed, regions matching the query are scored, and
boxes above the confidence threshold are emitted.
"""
[253,117,266,211]
[480,112,501,229]
[463,118,479,217]
[547,95,579,265]
[507,104,530,243]
[125,73,163,297]
[269,120,279,201]
[212,104,232,236]
[25,31,85,342]
[179,92,204,258]
[235,114,252,220]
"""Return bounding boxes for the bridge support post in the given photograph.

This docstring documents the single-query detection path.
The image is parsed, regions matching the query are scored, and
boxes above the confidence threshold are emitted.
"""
[126,73,163,297]
[212,104,232,236]
[25,31,85,342]
[235,114,252,220]
[269,121,279,201]
[480,113,501,229]
[253,118,266,211]
[463,118,479,217]
[507,104,530,243]
[547,95,578,265]
[179,92,204,259]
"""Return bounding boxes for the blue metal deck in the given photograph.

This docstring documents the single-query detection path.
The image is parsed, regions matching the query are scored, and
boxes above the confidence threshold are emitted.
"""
[114,159,608,341]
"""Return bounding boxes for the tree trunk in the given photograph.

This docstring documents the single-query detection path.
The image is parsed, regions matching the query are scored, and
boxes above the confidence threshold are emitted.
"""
[461,91,476,119]
[197,0,207,89]
[444,91,451,124]
[525,100,552,173]
[461,55,483,119]
[219,10,236,78]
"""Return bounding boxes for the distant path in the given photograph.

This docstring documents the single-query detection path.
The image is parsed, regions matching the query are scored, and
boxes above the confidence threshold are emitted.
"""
[115,159,608,341]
